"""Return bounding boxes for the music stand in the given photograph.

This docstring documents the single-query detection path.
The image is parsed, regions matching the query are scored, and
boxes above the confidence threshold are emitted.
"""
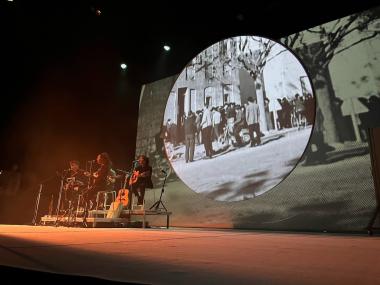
[150,171,167,211]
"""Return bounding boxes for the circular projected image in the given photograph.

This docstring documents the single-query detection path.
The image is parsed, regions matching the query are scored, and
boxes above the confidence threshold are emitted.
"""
[163,36,315,202]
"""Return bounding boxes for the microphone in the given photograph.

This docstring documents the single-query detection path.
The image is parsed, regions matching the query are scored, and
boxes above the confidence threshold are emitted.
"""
[161,169,167,174]
[87,160,96,162]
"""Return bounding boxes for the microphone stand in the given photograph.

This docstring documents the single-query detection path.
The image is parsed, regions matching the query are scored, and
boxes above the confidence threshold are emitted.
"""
[32,184,43,225]
[31,174,57,226]
[150,172,168,212]
[82,160,94,227]
[55,171,67,226]
[128,161,138,211]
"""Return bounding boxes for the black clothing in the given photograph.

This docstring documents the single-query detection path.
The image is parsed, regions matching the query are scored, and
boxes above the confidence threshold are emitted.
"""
[63,169,87,207]
[130,164,153,206]
[184,114,196,162]
[66,169,87,186]
[134,165,153,189]
[86,164,111,206]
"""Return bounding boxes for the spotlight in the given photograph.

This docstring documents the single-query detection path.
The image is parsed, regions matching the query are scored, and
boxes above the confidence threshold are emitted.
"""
[120,63,127,70]
[236,14,244,21]
[163,45,171,52]
[95,9,102,16]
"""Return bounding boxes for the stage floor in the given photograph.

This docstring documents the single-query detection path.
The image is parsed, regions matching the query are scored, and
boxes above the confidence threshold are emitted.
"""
[0,225,379,285]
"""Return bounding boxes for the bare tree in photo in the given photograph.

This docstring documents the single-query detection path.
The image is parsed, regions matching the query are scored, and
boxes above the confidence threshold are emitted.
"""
[282,8,380,144]
[187,36,280,131]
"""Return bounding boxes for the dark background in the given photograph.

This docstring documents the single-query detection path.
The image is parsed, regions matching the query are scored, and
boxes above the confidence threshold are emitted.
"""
[0,0,378,207]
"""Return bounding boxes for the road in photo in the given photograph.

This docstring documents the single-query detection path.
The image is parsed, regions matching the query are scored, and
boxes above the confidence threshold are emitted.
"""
[171,126,312,201]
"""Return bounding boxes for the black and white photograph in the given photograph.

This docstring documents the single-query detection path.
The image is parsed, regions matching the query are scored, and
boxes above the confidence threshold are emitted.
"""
[162,36,315,201]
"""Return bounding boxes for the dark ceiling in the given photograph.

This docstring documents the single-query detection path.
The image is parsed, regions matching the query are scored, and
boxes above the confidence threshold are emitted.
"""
[0,0,378,176]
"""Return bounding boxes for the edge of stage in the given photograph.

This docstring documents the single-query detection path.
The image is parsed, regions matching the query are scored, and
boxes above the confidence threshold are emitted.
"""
[1,224,380,285]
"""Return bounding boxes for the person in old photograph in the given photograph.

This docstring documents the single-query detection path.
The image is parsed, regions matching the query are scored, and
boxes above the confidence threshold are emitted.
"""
[246,97,261,147]
[294,94,306,129]
[200,104,214,158]
[264,97,273,130]
[212,107,221,143]
[233,105,244,146]
[164,119,175,159]
[278,97,292,129]
[165,119,177,147]
[184,111,196,163]
[195,110,202,145]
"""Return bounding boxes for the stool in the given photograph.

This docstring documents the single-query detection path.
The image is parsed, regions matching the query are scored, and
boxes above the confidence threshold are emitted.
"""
[96,191,116,213]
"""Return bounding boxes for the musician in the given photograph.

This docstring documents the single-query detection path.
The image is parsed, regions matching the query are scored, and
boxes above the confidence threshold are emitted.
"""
[67,160,86,183]
[86,152,113,208]
[130,155,153,207]
[64,160,86,207]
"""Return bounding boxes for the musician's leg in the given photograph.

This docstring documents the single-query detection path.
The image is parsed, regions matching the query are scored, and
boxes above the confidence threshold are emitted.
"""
[87,191,97,210]
[127,188,133,209]
[136,185,146,205]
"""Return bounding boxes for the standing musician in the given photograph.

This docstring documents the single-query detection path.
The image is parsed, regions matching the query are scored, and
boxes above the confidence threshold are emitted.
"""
[85,152,114,209]
[129,155,153,207]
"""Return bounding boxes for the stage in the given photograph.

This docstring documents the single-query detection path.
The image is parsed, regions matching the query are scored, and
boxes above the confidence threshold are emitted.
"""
[0,225,380,284]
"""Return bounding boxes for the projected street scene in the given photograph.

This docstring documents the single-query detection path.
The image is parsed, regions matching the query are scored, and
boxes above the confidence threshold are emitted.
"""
[163,36,315,202]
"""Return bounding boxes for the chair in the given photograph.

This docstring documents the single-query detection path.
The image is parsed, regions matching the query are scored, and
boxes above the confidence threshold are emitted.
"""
[95,190,117,217]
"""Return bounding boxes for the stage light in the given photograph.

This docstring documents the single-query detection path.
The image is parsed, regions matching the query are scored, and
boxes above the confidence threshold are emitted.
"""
[236,14,244,21]
[163,45,171,52]
[120,63,127,70]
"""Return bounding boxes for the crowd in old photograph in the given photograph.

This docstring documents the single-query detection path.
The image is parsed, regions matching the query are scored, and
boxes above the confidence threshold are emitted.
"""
[163,93,315,162]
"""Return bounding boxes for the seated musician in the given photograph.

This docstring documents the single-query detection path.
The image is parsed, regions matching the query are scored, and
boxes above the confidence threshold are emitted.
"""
[85,152,113,209]
[129,154,153,207]
[64,160,86,208]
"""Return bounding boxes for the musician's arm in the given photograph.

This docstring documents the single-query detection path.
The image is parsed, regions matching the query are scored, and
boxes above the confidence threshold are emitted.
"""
[139,169,151,178]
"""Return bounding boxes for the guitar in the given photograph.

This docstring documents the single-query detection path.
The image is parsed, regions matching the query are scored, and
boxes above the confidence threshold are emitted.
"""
[107,189,128,218]
[129,170,140,186]
[84,171,117,185]
[115,188,129,207]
